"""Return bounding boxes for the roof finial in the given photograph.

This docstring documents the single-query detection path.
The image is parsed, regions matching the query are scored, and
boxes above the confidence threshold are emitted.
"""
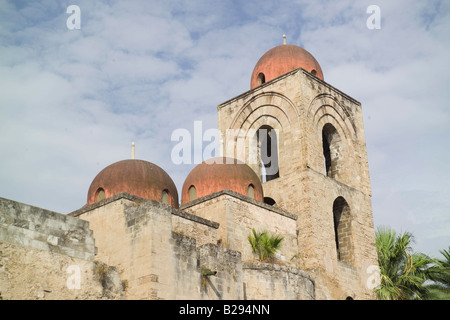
[283,34,286,45]
[131,142,135,160]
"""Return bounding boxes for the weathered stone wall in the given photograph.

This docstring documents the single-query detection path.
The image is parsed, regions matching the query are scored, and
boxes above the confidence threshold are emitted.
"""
[0,197,96,261]
[197,243,243,300]
[72,193,245,299]
[181,190,298,265]
[0,242,122,300]
[0,197,122,300]
[72,192,314,300]
[243,262,315,300]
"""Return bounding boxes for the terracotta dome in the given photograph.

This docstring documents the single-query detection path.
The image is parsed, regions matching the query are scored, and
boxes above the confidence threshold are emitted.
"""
[87,159,179,208]
[250,44,323,89]
[181,157,263,204]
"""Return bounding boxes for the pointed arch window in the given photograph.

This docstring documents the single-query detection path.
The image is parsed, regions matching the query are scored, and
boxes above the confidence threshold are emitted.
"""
[333,197,353,264]
[257,125,279,182]
[322,123,343,179]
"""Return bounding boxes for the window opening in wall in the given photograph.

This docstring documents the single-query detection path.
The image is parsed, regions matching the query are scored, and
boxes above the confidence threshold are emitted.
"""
[322,123,342,179]
[161,189,170,205]
[257,73,266,86]
[333,196,353,264]
[263,197,276,206]
[188,185,197,202]
[247,184,255,199]
[96,188,105,202]
[257,125,279,183]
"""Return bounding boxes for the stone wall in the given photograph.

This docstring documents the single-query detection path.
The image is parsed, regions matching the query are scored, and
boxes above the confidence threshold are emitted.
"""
[0,197,96,261]
[0,197,122,300]
[72,193,241,299]
[181,190,298,265]
[243,262,315,300]
[72,192,314,300]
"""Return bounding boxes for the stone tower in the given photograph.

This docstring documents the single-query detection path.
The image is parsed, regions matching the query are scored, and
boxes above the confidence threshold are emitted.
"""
[217,41,378,299]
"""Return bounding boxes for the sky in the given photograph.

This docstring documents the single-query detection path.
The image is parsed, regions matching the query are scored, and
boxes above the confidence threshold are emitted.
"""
[0,0,449,259]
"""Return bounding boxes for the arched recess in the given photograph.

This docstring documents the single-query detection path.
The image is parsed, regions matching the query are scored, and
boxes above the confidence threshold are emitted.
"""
[96,188,106,202]
[307,94,357,185]
[161,189,171,205]
[257,124,279,182]
[322,123,344,179]
[333,196,354,265]
[226,92,299,181]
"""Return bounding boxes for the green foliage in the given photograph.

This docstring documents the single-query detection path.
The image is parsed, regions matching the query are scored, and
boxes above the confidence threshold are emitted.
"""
[248,229,284,262]
[375,226,449,300]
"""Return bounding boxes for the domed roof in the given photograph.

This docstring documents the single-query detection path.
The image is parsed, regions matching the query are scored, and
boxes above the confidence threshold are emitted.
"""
[87,159,179,208]
[181,157,263,204]
[250,44,323,89]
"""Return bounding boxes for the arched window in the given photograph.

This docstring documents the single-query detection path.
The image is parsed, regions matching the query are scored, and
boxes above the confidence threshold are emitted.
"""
[96,188,105,202]
[257,73,266,86]
[322,123,342,179]
[333,197,353,264]
[188,185,197,202]
[257,125,279,182]
[311,69,317,76]
[161,189,170,205]
[247,184,255,199]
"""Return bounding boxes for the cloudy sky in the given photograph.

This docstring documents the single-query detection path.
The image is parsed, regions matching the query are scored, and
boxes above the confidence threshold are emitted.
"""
[0,0,449,258]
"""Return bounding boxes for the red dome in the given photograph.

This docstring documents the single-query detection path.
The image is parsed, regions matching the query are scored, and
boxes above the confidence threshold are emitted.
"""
[87,159,179,208]
[250,44,323,89]
[181,157,263,204]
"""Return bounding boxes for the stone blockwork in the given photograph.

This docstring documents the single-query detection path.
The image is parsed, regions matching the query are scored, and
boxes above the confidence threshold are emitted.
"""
[217,67,379,300]
[0,242,122,300]
[0,197,96,261]
[243,262,315,300]
[0,197,123,300]
[71,192,313,300]
[181,190,298,264]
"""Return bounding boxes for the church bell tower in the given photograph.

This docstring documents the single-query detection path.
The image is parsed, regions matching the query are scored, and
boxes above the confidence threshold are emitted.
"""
[217,38,378,299]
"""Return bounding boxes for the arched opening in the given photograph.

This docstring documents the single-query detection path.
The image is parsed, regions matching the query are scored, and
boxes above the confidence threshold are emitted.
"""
[188,185,197,202]
[257,73,266,86]
[257,125,279,183]
[322,123,343,179]
[333,197,353,264]
[247,184,255,199]
[96,188,105,202]
[345,296,354,300]
[263,197,276,206]
[311,69,317,76]
[161,189,170,205]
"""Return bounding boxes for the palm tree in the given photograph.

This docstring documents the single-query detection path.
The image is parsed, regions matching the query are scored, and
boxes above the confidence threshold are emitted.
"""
[436,247,450,287]
[248,229,284,262]
[423,247,450,299]
[375,226,439,300]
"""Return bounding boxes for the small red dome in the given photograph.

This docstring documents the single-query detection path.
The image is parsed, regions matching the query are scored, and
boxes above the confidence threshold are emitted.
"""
[87,159,179,208]
[250,44,323,89]
[181,157,263,204]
